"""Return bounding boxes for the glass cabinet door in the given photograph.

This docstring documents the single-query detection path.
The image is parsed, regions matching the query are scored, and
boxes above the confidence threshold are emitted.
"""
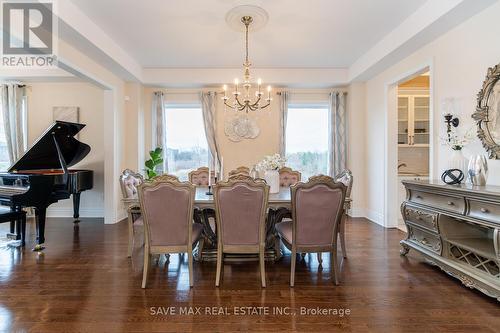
[413,96,429,145]
[398,97,410,145]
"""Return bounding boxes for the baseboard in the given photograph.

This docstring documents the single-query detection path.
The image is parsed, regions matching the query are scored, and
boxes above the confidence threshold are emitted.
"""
[46,207,104,218]
[364,209,384,227]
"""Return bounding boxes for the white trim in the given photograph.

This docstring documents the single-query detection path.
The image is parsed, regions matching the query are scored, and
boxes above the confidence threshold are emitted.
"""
[365,209,384,227]
[383,59,434,229]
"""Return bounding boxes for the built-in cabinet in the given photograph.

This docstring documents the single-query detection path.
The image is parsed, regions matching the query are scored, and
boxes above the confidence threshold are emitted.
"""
[398,94,430,147]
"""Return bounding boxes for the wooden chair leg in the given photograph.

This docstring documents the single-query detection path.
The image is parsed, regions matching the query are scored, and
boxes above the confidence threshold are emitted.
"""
[290,249,297,287]
[188,250,194,288]
[340,215,347,259]
[259,246,266,288]
[317,252,323,265]
[10,220,15,234]
[127,211,134,258]
[198,237,205,261]
[141,247,150,289]
[331,246,339,286]
[215,248,223,287]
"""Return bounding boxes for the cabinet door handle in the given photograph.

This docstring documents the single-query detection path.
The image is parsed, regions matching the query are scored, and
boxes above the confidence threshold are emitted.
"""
[480,208,489,214]
[421,238,428,245]
[416,195,422,199]
[447,201,455,206]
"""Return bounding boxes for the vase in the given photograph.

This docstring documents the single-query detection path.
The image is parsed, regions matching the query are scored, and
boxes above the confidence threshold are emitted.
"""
[467,155,488,186]
[264,169,280,194]
[447,149,468,177]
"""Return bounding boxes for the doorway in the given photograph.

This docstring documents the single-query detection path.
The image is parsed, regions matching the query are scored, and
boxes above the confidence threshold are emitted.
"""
[384,65,433,231]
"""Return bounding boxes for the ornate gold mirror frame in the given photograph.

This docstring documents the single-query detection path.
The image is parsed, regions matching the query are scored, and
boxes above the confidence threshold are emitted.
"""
[473,63,500,159]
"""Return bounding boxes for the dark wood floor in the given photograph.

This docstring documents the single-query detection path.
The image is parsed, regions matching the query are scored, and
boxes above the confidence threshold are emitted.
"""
[0,217,498,333]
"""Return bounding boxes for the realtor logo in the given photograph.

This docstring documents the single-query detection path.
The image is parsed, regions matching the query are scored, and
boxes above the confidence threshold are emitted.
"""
[1,0,57,67]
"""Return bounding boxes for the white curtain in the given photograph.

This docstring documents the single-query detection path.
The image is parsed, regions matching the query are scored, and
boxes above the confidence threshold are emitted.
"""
[329,91,347,177]
[0,84,27,164]
[152,91,167,172]
[278,91,289,157]
[200,91,221,174]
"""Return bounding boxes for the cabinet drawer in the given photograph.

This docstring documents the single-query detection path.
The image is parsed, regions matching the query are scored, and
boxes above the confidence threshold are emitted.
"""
[409,190,465,214]
[403,206,438,232]
[467,200,500,223]
[408,225,442,254]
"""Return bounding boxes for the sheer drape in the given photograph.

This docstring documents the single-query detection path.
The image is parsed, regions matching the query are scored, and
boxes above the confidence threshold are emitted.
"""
[329,91,347,177]
[0,84,26,164]
[200,91,221,174]
[278,91,289,157]
[152,91,167,172]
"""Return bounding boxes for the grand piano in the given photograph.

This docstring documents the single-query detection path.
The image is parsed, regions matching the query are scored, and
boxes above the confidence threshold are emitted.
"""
[0,121,93,250]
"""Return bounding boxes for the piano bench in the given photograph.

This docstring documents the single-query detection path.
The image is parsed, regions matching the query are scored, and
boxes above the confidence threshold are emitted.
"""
[0,206,27,246]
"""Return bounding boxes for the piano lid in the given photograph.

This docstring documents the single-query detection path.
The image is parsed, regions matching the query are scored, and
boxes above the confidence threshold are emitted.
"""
[8,121,91,172]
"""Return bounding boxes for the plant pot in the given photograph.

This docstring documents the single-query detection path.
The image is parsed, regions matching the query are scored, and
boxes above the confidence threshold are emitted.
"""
[264,169,280,194]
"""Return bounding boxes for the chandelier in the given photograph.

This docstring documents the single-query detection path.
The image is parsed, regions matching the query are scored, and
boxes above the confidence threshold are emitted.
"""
[223,16,271,113]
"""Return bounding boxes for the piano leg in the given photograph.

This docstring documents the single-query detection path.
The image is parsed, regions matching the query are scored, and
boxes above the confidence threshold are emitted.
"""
[72,192,81,220]
[34,207,46,251]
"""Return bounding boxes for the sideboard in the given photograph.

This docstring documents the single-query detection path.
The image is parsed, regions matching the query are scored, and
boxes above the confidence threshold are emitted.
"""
[400,180,500,301]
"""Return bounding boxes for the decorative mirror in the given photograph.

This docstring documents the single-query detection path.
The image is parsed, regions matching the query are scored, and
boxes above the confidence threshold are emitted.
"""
[473,63,500,158]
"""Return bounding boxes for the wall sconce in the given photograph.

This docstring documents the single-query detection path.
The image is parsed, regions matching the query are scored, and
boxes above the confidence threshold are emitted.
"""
[444,113,459,142]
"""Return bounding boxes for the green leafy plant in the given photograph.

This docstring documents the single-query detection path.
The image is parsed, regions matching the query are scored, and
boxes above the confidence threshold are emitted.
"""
[144,147,163,179]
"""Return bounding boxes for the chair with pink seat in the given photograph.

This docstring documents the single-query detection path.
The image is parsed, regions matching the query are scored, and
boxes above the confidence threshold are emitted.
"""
[138,177,203,288]
[276,175,346,286]
[213,175,269,287]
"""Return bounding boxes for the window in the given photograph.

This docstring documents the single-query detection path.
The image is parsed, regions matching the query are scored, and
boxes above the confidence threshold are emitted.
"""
[0,96,27,171]
[285,105,329,179]
[165,105,209,180]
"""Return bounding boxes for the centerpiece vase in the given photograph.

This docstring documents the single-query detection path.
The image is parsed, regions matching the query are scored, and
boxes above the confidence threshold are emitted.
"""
[264,169,280,194]
[447,149,468,177]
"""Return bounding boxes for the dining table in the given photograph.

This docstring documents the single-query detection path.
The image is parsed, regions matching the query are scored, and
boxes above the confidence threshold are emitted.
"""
[124,186,351,262]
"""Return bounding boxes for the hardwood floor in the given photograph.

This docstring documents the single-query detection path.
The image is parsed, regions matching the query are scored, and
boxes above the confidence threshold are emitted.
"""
[0,217,498,333]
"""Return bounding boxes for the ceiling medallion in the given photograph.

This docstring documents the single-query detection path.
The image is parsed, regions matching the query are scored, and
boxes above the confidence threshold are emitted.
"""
[222,6,271,113]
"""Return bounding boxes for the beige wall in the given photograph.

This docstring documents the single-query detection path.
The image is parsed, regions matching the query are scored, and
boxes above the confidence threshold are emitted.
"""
[27,82,105,217]
[364,1,500,226]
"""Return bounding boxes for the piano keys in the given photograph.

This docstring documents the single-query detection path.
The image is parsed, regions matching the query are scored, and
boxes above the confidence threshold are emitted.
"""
[0,121,94,250]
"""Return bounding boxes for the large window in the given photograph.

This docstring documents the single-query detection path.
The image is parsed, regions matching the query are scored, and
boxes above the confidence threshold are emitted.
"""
[0,96,27,171]
[285,105,329,179]
[165,105,209,180]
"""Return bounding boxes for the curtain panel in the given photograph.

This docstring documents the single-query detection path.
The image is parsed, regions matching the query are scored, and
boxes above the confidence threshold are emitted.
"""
[329,91,347,177]
[152,91,167,172]
[0,84,27,164]
[200,91,221,175]
[278,91,289,157]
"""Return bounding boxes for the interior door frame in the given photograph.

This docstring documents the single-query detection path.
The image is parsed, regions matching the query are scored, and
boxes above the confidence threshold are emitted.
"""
[383,60,434,228]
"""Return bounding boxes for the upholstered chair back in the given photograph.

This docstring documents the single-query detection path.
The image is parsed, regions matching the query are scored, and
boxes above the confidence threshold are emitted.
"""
[228,166,250,177]
[214,176,269,246]
[120,169,144,199]
[334,169,353,199]
[138,179,195,247]
[291,175,346,247]
[189,167,216,186]
[278,167,301,187]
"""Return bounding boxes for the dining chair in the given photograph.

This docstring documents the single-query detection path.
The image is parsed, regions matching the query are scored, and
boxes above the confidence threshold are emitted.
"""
[334,169,353,259]
[119,169,144,257]
[138,177,203,288]
[278,167,301,187]
[213,174,269,287]
[188,166,216,186]
[276,175,346,286]
[228,166,250,178]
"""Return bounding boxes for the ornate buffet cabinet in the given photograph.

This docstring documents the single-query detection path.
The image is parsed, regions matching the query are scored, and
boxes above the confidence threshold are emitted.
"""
[400,180,500,301]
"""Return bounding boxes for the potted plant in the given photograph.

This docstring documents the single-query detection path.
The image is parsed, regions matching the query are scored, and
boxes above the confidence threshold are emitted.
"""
[144,147,163,180]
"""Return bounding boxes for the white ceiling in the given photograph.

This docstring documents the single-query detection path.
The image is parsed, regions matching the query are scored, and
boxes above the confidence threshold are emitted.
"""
[68,0,427,69]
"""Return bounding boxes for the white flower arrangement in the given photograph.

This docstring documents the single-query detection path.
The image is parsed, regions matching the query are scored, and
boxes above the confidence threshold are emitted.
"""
[441,126,475,151]
[256,154,286,172]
